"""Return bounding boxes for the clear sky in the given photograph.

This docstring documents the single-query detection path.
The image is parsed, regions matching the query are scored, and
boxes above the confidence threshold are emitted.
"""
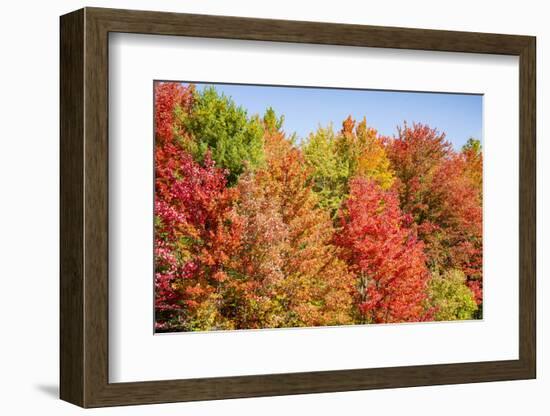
[189,82,482,151]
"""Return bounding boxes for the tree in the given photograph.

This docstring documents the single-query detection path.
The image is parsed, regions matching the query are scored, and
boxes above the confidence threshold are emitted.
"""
[384,122,451,222]
[154,82,244,331]
[155,150,244,331]
[178,86,265,184]
[263,106,285,133]
[337,116,394,189]
[154,82,483,330]
[426,269,478,321]
[462,137,483,198]
[335,178,430,323]
[303,116,394,216]
[302,125,349,214]
[386,123,482,303]
[154,81,194,144]
[227,125,355,328]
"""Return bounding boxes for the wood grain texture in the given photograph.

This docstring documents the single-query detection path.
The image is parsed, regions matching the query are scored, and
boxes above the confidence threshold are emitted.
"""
[59,7,537,408]
[518,38,537,376]
[59,8,84,407]
[83,10,110,406]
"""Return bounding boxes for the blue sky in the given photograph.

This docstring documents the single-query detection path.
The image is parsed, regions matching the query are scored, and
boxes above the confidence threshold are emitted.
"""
[189,82,482,151]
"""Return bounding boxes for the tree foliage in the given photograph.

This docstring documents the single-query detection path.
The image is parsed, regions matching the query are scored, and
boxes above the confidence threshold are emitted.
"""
[338,116,394,189]
[427,269,478,321]
[386,123,482,303]
[154,82,483,331]
[335,178,430,323]
[263,106,285,133]
[154,82,244,331]
[303,117,394,215]
[178,86,265,185]
[462,137,483,198]
[302,125,349,213]
[226,127,355,328]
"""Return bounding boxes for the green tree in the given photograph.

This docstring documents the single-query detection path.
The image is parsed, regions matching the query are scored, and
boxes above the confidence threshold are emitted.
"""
[303,116,394,216]
[426,269,478,321]
[303,125,349,214]
[178,87,265,184]
[263,106,285,133]
[462,137,482,154]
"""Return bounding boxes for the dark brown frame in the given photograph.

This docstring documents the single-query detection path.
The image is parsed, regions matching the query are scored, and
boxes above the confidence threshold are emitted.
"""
[60,7,536,408]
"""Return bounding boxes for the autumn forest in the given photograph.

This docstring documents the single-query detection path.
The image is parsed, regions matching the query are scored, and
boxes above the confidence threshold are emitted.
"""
[154,82,483,332]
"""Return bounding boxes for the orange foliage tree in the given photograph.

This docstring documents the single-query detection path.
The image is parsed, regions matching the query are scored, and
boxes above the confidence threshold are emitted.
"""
[226,120,355,328]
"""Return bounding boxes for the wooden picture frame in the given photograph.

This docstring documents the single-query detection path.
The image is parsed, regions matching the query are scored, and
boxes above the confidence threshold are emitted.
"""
[60,7,536,408]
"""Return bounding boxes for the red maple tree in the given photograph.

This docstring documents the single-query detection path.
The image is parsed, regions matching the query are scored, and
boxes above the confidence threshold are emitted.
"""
[335,178,430,323]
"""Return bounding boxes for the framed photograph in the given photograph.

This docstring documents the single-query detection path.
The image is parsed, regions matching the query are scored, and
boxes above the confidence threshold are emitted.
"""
[60,7,536,408]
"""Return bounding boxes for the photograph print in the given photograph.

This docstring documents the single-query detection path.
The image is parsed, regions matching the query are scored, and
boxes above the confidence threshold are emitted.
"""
[154,81,483,333]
